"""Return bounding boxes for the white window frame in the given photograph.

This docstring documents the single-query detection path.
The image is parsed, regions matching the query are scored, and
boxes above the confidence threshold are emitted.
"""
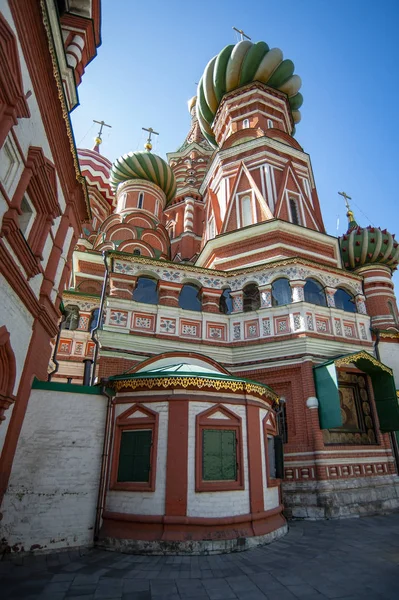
[236,191,254,228]
[267,119,274,129]
[243,118,250,129]
[138,192,144,209]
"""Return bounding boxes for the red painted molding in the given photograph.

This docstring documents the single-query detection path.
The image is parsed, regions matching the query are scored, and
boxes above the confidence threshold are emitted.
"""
[165,400,188,516]
[246,404,265,513]
[102,504,284,526]
[0,326,16,423]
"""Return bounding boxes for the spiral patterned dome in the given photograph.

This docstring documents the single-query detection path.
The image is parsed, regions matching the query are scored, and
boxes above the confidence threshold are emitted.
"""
[196,40,303,147]
[110,151,177,204]
[340,225,399,270]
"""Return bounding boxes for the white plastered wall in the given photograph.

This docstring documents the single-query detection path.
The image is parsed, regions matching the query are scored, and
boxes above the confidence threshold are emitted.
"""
[0,280,34,455]
[0,387,107,551]
[378,341,399,389]
[187,402,250,517]
[106,402,169,516]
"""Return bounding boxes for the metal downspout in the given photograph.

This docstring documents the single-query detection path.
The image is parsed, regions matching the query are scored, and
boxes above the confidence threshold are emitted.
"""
[48,314,65,381]
[90,251,110,386]
[94,383,114,540]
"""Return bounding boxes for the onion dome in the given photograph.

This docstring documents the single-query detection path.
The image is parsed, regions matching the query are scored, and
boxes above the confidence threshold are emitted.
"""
[110,151,176,204]
[196,40,303,147]
[340,225,399,270]
[78,148,113,207]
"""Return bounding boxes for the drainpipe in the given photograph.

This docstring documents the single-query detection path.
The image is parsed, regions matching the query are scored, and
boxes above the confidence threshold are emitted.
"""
[373,328,399,474]
[82,359,93,386]
[94,382,114,540]
[90,251,110,386]
[48,313,66,381]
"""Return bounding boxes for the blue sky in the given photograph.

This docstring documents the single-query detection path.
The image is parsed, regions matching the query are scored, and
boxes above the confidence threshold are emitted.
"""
[71,0,399,287]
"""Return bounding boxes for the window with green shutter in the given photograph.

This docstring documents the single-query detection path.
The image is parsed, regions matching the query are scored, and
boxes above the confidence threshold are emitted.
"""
[117,429,152,483]
[202,429,237,481]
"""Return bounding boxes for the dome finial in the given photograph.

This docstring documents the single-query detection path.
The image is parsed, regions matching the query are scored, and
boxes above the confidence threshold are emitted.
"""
[338,190,358,231]
[142,126,159,152]
[232,26,251,41]
[93,119,112,153]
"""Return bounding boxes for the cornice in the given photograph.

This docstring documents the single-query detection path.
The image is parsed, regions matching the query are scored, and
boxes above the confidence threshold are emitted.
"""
[105,249,363,283]
[40,0,91,220]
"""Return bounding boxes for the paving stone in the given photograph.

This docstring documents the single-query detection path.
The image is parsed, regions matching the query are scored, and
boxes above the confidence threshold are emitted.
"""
[1,515,399,600]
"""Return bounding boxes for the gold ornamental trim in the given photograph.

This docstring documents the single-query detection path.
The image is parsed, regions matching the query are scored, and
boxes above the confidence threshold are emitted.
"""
[113,376,277,402]
[40,0,91,220]
[63,292,101,303]
[379,331,399,339]
[334,351,393,375]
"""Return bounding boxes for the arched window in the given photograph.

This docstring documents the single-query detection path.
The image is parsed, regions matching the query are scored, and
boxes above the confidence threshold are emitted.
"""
[133,277,158,304]
[267,119,274,129]
[62,305,80,330]
[89,308,100,331]
[243,284,260,312]
[219,288,233,315]
[334,288,357,313]
[289,197,300,225]
[271,278,292,307]
[137,192,144,209]
[304,279,327,307]
[179,284,202,311]
[243,118,250,129]
[241,196,252,227]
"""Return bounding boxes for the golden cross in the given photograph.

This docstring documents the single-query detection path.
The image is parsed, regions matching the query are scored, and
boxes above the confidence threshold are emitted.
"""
[338,190,352,211]
[233,27,251,41]
[93,119,112,139]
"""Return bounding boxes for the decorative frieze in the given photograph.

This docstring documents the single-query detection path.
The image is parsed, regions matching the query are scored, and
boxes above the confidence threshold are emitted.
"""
[109,310,128,327]
[233,322,241,340]
[160,318,176,334]
[262,318,271,336]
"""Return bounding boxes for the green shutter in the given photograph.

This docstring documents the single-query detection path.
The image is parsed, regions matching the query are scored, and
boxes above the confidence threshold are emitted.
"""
[202,429,237,481]
[314,362,343,429]
[117,430,152,483]
[369,372,399,432]
[274,435,284,479]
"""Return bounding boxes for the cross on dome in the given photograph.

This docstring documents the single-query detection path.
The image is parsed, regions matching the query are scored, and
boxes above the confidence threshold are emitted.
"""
[92,119,111,152]
[142,126,159,151]
[232,27,251,41]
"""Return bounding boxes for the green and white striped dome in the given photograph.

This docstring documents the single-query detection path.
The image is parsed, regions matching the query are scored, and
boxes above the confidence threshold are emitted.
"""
[196,40,303,147]
[110,151,177,204]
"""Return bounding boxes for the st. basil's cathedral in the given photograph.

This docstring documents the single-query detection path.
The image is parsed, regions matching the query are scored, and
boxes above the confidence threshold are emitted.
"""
[1,0,399,555]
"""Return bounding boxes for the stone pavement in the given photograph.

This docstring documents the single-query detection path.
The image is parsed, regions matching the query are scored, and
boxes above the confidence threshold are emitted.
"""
[1,514,399,599]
